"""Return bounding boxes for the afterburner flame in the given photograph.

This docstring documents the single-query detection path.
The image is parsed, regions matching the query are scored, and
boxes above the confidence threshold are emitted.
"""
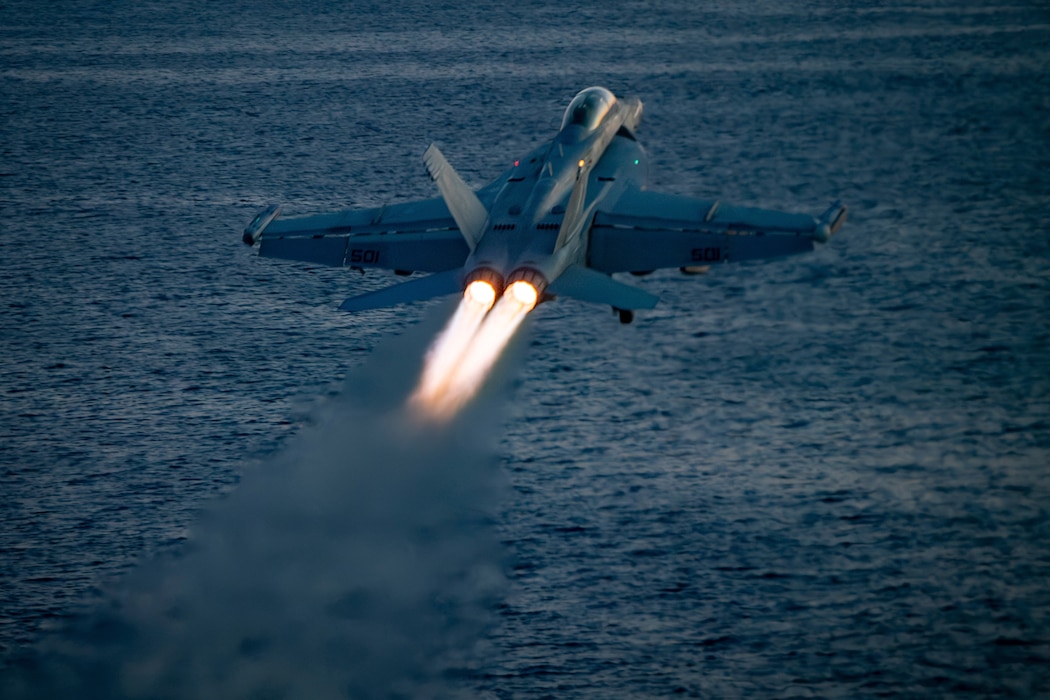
[507,280,538,307]
[410,282,538,420]
[410,284,495,410]
[465,279,496,306]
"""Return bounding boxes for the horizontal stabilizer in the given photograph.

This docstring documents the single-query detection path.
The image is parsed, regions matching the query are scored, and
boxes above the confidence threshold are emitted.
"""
[548,265,660,310]
[339,269,463,312]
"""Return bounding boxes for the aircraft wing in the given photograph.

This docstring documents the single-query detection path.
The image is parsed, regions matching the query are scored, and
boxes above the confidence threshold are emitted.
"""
[250,197,470,272]
[588,187,846,273]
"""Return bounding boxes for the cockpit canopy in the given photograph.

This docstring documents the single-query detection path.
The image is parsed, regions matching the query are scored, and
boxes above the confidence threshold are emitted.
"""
[560,86,617,132]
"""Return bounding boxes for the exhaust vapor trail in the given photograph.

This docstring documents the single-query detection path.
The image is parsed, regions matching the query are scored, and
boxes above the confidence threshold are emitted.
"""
[0,316,507,700]
[0,289,536,699]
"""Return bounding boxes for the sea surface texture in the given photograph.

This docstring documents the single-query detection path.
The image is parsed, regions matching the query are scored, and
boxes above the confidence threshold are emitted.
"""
[2,0,1048,697]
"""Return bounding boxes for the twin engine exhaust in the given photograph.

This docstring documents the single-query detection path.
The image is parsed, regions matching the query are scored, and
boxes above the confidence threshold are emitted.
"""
[411,266,549,419]
[462,267,548,312]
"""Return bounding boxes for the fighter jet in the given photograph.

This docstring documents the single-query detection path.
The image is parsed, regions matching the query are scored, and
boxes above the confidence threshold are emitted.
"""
[243,86,846,324]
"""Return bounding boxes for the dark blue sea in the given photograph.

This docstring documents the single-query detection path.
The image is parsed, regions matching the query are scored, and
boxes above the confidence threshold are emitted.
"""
[2,1,1048,697]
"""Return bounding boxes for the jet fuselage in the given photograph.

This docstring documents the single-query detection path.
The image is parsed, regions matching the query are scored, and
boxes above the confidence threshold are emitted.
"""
[463,88,646,299]
[245,85,846,323]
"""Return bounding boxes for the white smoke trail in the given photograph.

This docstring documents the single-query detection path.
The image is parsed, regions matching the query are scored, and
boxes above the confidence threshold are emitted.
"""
[1,314,509,700]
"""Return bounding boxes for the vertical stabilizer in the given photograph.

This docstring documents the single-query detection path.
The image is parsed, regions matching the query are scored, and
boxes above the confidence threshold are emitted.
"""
[423,144,489,252]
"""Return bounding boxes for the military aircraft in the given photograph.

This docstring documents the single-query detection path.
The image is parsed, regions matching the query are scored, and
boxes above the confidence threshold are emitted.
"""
[243,86,846,324]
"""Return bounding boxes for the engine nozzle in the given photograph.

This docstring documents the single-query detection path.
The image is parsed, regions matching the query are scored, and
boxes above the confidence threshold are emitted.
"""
[505,267,549,296]
[462,267,504,307]
[504,267,549,309]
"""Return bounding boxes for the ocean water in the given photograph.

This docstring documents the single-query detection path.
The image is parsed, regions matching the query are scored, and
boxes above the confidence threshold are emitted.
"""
[2,0,1049,697]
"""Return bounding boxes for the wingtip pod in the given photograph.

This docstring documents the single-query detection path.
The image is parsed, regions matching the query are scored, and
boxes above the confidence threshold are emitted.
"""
[243,203,282,246]
[814,200,848,243]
